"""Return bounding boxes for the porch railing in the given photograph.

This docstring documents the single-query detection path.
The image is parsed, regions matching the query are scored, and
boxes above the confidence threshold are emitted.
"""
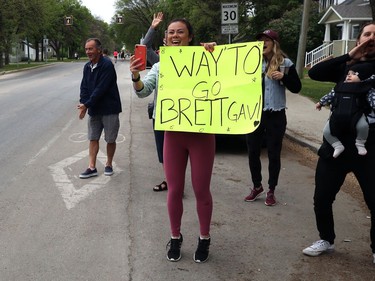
[305,42,333,68]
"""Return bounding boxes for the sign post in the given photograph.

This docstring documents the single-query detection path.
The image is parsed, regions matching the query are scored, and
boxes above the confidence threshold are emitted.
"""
[221,3,239,44]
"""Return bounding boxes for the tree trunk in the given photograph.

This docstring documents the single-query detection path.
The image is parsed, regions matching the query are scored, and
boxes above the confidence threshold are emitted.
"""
[34,39,40,62]
[5,52,9,65]
[50,40,62,60]
[4,40,12,65]
[370,0,375,20]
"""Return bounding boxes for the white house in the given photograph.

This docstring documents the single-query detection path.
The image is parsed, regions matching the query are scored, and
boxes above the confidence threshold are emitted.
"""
[305,0,372,67]
[9,40,37,63]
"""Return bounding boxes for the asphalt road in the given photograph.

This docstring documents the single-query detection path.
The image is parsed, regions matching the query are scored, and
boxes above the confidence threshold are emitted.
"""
[0,61,374,280]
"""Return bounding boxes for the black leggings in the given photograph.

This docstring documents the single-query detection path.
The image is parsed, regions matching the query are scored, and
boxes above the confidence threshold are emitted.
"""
[152,119,164,164]
[314,142,375,252]
[246,109,287,189]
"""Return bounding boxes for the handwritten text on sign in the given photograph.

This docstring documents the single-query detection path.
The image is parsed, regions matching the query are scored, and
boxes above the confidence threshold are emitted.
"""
[155,42,263,134]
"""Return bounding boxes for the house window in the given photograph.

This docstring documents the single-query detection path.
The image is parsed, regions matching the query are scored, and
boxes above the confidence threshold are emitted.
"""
[336,25,342,40]
[352,25,360,39]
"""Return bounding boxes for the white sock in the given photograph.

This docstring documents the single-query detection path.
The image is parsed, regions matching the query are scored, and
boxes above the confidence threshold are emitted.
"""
[332,141,345,158]
[355,139,367,156]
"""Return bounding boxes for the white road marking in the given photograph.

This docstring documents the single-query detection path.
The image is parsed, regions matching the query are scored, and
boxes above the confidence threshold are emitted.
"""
[68,133,126,143]
[27,117,75,165]
[49,149,122,210]
[68,133,87,143]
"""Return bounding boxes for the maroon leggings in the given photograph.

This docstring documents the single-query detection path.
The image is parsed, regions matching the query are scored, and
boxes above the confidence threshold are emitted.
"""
[163,131,215,237]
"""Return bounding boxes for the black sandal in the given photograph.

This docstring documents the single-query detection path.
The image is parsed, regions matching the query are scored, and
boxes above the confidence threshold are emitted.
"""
[153,181,168,192]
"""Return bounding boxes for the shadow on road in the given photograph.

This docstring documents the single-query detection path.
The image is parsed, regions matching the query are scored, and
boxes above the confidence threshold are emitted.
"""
[215,134,247,154]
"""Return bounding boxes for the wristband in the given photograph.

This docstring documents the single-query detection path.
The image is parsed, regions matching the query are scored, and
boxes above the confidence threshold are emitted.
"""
[132,74,140,82]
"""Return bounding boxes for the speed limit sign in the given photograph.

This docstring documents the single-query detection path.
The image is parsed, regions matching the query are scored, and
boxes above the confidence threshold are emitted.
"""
[221,3,238,25]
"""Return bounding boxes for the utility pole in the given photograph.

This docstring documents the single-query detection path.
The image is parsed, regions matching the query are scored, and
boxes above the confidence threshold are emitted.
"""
[296,0,311,78]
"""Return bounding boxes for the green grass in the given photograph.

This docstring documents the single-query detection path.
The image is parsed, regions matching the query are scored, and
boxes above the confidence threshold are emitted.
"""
[0,62,50,72]
[300,69,335,103]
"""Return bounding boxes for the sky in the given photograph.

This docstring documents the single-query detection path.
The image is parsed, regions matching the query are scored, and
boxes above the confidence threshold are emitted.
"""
[80,0,116,24]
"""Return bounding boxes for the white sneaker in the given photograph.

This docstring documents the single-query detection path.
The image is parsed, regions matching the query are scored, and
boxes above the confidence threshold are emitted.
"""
[373,253,375,264]
[302,240,334,257]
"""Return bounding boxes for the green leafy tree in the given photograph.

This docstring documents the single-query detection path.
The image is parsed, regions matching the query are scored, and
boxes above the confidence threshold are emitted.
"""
[114,0,161,53]
[24,0,57,62]
[0,0,48,64]
[115,0,233,52]
[114,0,318,58]
[266,1,324,61]
[0,0,18,67]
[90,19,117,55]
[246,0,302,36]
[0,0,330,66]
[47,0,94,60]
[45,0,116,60]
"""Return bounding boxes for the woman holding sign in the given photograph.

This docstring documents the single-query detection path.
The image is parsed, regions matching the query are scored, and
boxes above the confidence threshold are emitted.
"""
[130,18,216,263]
[244,30,301,206]
[141,12,167,192]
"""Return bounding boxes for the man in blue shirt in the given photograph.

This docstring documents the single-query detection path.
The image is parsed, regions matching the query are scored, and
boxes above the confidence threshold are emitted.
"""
[77,38,122,178]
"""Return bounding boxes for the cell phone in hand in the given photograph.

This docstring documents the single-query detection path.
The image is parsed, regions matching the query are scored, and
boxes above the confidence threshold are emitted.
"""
[134,44,146,71]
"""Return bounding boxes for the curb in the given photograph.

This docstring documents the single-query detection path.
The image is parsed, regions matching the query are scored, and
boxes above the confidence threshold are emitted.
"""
[1,63,57,75]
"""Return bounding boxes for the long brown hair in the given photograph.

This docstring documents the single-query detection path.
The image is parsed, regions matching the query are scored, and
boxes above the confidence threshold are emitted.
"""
[265,41,287,78]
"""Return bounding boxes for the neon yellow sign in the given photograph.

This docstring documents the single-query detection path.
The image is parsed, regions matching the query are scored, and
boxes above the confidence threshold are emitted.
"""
[155,42,263,134]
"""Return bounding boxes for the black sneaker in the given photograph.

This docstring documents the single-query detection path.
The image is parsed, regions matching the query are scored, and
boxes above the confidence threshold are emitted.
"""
[79,168,98,179]
[194,237,210,263]
[104,166,114,176]
[166,234,183,262]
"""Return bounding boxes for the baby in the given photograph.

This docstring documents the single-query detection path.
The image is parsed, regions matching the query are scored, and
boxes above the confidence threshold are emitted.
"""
[316,63,375,158]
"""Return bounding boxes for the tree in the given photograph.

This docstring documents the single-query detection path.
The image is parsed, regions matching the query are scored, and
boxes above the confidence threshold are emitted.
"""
[247,0,302,37]
[115,0,238,52]
[0,0,329,66]
[22,0,56,62]
[0,0,17,67]
[114,0,161,53]
[113,0,321,60]
[0,0,47,65]
[0,0,116,66]
[46,0,93,60]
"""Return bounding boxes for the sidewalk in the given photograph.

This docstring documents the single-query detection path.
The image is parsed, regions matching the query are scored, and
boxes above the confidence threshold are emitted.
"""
[285,91,330,152]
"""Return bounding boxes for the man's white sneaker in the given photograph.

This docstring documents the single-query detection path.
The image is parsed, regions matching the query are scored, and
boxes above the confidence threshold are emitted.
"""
[302,240,334,257]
